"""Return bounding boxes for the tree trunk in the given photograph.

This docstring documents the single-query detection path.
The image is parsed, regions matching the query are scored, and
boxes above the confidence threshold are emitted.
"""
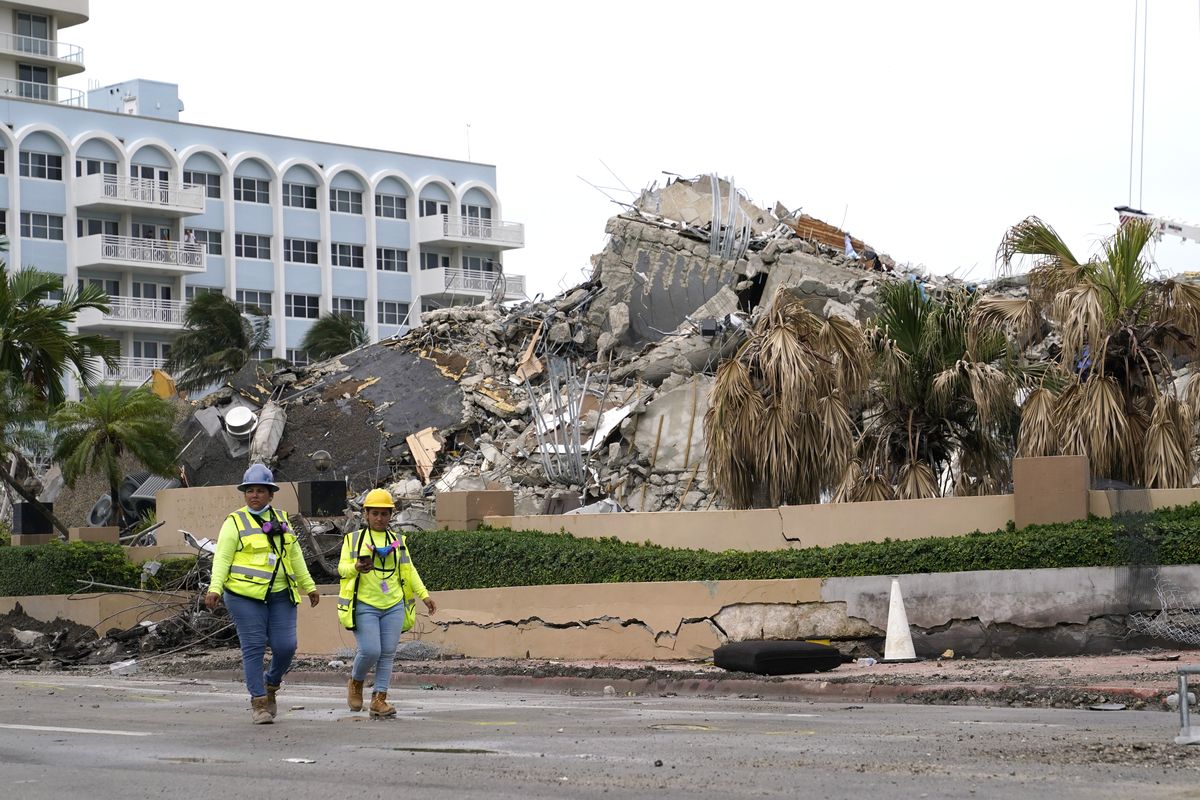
[0,467,70,538]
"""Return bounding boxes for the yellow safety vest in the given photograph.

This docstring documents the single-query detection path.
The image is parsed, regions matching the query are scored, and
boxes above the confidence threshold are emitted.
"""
[337,528,417,632]
[225,508,302,604]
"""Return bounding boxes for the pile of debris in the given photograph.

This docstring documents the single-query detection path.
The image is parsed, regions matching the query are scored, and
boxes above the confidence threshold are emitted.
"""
[60,174,979,522]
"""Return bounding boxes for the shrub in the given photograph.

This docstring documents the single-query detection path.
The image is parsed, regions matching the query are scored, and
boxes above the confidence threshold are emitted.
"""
[408,504,1200,591]
[0,541,139,596]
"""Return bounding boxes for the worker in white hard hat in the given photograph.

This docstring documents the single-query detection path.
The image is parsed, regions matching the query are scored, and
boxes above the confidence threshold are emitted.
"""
[337,488,436,718]
[205,463,319,724]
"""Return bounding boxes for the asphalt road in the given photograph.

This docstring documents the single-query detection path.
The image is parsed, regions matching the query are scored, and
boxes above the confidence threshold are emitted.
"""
[0,673,1196,799]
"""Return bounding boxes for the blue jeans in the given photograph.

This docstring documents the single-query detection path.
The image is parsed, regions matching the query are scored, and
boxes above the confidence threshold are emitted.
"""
[224,589,298,699]
[351,600,405,693]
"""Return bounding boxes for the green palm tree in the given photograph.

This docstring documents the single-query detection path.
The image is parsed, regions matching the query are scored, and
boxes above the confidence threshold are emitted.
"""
[0,259,118,406]
[164,292,270,391]
[704,287,868,508]
[980,216,1200,487]
[50,385,180,527]
[299,311,367,362]
[840,280,1038,501]
[0,372,69,536]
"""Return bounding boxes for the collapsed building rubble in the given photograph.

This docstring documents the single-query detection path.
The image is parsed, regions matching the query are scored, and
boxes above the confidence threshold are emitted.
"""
[37,174,979,533]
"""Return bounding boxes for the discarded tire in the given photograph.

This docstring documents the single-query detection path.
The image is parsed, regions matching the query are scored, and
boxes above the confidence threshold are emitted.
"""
[712,640,845,675]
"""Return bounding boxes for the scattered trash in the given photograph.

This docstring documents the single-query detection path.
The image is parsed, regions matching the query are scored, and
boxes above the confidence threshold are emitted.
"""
[603,685,616,696]
[327,660,346,670]
[1089,703,1127,711]
[654,759,664,767]
[940,649,955,660]
[855,658,877,667]
[1166,692,1197,710]
[1148,653,1182,662]
[109,659,139,675]
[283,758,316,764]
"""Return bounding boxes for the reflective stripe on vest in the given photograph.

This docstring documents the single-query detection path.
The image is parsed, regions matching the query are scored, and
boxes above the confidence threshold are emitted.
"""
[235,510,261,538]
[337,598,352,609]
[230,564,274,580]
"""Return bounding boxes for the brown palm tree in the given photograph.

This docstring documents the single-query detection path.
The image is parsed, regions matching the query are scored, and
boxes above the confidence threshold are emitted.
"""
[704,288,867,508]
[978,216,1200,487]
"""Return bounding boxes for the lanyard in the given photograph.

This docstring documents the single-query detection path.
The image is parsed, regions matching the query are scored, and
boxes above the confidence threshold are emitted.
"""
[363,528,399,579]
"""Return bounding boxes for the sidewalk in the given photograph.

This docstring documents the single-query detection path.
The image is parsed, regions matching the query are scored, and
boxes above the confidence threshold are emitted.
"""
[177,648,1200,710]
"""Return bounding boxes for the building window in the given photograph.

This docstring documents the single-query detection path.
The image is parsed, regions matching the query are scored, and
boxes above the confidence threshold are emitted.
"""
[420,251,449,271]
[421,300,440,314]
[333,297,365,322]
[133,340,170,360]
[76,158,118,178]
[19,151,62,180]
[377,247,408,272]
[76,218,119,237]
[185,286,222,301]
[420,199,449,217]
[235,289,272,314]
[0,210,6,237]
[461,203,493,222]
[377,301,409,326]
[79,277,121,297]
[375,193,407,220]
[284,238,319,265]
[331,242,364,269]
[20,211,63,240]
[234,233,271,259]
[330,188,363,215]
[282,182,317,209]
[192,228,223,256]
[183,169,221,199]
[233,176,270,204]
[17,64,49,99]
[248,347,274,362]
[0,152,5,175]
[286,348,309,367]
[16,13,49,54]
[285,293,320,319]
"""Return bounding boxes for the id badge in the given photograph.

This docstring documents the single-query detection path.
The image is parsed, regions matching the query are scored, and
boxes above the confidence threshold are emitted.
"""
[380,580,390,594]
[267,553,278,567]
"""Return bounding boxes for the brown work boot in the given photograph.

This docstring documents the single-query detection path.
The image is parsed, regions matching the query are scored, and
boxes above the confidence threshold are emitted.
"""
[250,695,273,724]
[369,690,396,719]
[347,678,364,712]
[265,684,280,717]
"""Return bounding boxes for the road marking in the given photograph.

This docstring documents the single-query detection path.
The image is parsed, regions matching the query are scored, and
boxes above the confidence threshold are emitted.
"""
[954,720,1067,728]
[0,723,153,737]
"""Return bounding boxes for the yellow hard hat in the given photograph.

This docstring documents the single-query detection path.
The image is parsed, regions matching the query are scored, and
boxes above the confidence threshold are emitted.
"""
[363,488,395,509]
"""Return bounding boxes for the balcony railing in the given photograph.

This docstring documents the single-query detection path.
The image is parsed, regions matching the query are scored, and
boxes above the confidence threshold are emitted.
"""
[79,234,206,272]
[104,357,164,385]
[78,174,206,214]
[444,267,526,298]
[417,214,525,250]
[0,77,83,106]
[104,297,186,326]
[0,32,84,71]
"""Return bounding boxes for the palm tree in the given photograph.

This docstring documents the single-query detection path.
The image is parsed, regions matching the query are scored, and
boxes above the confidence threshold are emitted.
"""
[0,372,69,536]
[299,311,367,362]
[50,385,180,527]
[704,287,868,508]
[838,280,1036,501]
[980,216,1200,487]
[0,260,118,406]
[164,292,270,391]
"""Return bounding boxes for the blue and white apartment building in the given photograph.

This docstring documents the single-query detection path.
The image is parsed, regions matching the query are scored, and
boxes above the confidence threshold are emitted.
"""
[0,1,525,390]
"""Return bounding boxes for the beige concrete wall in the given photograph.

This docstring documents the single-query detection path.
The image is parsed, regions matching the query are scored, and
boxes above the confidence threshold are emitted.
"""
[154,483,300,549]
[490,494,1015,552]
[298,579,824,661]
[0,591,189,633]
[1088,488,1200,517]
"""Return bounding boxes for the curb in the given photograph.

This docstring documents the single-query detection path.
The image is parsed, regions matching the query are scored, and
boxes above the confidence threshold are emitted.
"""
[189,668,1172,707]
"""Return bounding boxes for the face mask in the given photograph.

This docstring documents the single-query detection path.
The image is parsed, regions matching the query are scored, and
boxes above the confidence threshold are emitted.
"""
[254,503,272,513]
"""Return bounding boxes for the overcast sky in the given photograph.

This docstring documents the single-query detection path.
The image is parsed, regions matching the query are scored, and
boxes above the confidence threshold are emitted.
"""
[63,1,1200,296]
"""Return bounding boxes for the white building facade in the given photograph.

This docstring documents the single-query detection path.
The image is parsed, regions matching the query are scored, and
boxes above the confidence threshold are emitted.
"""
[0,1,524,387]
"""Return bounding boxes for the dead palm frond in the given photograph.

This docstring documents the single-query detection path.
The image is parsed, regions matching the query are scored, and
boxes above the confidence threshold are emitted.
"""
[896,459,938,500]
[1143,395,1193,488]
[1016,386,1060,458]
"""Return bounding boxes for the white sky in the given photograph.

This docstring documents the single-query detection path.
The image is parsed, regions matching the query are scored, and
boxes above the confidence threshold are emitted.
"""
[63,1,1200,296]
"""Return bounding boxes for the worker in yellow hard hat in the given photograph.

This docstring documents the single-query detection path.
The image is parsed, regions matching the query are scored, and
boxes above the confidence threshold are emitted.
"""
[337,487,436,718]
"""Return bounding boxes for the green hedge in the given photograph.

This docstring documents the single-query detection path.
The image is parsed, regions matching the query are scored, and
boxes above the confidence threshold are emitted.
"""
[2,505,1197,597]
[408,504,1200,591]
[0,541,140,596]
